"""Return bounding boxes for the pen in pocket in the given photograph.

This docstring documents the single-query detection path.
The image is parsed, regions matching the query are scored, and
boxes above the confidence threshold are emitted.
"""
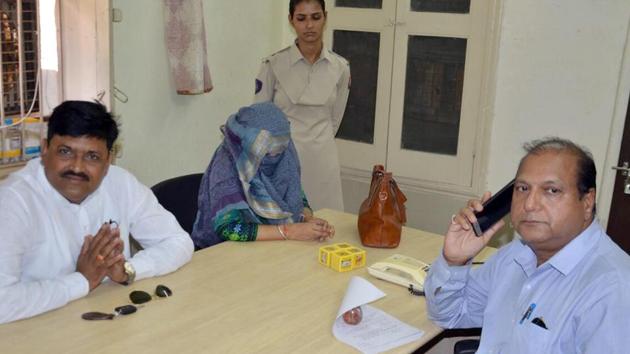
[519,303,536,324]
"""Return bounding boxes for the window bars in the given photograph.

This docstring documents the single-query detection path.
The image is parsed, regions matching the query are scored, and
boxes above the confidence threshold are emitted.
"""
[0,0,41,165]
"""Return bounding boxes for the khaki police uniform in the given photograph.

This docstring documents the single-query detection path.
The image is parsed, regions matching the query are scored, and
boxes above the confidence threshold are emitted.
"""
[254,43,350,211]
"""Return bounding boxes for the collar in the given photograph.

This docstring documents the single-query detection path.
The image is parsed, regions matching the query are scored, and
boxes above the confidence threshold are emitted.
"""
[289,41,330,66]
[546,220,600,275]
[513,220,601,277]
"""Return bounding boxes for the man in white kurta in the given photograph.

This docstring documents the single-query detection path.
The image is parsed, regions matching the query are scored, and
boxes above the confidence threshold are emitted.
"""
[255,43,350,211]
[0,101,193,324]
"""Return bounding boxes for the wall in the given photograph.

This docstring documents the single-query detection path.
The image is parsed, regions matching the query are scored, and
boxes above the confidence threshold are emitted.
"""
[112,0,287,186]
[487,0,630,193]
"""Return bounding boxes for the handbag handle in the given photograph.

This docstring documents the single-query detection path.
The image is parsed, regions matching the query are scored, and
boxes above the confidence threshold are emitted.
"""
[366,166,386,205]
[389,179,407,223]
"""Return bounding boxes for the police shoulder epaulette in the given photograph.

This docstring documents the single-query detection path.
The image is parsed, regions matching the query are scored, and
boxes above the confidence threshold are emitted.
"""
[262,45,291,63]
[272,45,291,57]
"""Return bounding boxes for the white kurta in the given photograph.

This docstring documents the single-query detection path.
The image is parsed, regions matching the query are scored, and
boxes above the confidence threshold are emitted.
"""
[255,43,350,211]
[0,159,194,324]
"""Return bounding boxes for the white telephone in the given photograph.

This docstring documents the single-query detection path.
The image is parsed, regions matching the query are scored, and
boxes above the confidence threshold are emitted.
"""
[367,254,430,291]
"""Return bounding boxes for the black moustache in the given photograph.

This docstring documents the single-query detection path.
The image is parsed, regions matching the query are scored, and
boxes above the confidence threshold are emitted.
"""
[61,171,89,181]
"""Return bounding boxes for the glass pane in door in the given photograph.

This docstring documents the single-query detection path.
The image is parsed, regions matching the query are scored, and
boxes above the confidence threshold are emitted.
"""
[401,35,466,155]
[410,0,470,14]
[333,30,380,144]
[335,0,382,9]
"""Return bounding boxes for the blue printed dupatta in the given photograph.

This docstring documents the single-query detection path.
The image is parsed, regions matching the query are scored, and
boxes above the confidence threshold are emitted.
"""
[191,102,304,248]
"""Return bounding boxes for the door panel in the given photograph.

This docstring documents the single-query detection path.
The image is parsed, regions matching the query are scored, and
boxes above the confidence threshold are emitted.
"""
[607,97,630,254]
[333,30,380,145]
[326,4,395,170]
[410,0,471,14]
[386,0,488,186]
[400,35,466,156]
[335,0,383,9]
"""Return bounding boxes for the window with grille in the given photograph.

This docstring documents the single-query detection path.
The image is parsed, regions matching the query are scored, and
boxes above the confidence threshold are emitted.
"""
[0,0,42,166]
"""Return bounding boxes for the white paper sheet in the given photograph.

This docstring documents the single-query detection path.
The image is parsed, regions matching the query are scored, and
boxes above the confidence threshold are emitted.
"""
[332,277,424,353]
[333,305,425,354]
[336,276,386,318]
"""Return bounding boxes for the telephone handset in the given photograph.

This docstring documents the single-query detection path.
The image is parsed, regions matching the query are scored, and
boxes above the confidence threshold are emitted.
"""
[367,254,430,291]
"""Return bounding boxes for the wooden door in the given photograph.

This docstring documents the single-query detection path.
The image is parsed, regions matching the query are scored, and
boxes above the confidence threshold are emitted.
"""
[386,0,491,188]
[325,1,395,171]
[327,0,497,194]
[607,96,630,254]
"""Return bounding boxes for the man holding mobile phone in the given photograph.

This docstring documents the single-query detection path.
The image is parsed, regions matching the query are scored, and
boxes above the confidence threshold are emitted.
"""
[424,137,630,353]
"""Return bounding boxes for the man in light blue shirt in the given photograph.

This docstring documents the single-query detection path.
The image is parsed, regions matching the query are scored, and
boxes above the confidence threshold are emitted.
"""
[425,137,630,353]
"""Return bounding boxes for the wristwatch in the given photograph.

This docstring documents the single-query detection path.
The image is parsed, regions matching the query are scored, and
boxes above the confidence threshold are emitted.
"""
[122,261,136,285]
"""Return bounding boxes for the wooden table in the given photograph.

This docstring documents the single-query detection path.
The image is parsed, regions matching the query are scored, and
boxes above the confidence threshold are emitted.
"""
[0,209,494,353]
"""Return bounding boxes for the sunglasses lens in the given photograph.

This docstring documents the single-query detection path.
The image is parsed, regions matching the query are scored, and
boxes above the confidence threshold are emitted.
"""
[129,290,152,304]
[155,284,173,298]
[114,304,138,315]
[82,312,115,321]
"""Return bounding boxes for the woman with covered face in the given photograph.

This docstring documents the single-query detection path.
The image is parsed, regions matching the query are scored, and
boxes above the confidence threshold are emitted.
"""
[191,102,335,249]
[254,0,350,212]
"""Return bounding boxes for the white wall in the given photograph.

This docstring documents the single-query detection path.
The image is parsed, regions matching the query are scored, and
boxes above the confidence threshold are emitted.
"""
[112,0,287,186]
[486,0,630,195]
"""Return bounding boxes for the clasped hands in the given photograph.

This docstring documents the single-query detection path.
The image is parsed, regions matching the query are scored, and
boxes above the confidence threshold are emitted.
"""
[76,222,128,291]
[444,191,505,266]
[288,213,335,242]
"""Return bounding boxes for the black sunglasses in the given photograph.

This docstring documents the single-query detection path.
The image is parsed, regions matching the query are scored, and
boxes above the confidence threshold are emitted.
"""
[129,284,173,304]
[81,284,172,321]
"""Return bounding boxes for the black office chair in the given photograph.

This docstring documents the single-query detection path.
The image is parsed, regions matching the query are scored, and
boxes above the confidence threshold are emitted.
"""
[414,328,480,353]
[151,173,203,235]
[454,339,480,354]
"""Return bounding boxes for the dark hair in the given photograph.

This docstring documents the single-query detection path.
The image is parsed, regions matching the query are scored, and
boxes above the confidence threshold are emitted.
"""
[289,0,326,18]
[519,137,596,213]
[47,100,119,151]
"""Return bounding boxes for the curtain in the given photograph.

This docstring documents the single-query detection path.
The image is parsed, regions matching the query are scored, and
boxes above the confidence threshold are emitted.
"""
[164,0,213,95]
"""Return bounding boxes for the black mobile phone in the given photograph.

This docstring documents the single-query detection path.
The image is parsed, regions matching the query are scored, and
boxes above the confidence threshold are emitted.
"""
[472,179,515,236]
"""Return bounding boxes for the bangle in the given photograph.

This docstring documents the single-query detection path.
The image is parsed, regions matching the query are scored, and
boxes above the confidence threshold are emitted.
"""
[277,225,288,240]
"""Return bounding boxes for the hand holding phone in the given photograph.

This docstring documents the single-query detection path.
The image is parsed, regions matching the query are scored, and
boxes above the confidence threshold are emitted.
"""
[472,179,515,236]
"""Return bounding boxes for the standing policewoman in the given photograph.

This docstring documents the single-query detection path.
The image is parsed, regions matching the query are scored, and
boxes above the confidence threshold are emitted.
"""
[254,0,350,211]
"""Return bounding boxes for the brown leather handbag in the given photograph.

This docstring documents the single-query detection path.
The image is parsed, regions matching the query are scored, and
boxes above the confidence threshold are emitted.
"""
[357,165,407,248]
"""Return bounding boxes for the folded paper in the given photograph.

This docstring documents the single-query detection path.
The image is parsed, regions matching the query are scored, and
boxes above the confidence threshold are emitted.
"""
[332,276,424,354]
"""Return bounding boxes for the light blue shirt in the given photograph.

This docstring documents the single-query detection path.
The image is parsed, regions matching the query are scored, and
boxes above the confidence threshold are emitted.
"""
[425,221,630,354]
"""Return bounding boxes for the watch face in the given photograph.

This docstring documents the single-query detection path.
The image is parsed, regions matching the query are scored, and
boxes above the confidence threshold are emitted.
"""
[123,261,136,284]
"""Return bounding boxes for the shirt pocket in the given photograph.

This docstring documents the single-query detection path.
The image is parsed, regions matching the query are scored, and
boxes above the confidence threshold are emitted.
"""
[519,320,551,353]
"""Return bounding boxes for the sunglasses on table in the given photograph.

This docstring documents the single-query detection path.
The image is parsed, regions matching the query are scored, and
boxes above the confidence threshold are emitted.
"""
[81,284,173,321]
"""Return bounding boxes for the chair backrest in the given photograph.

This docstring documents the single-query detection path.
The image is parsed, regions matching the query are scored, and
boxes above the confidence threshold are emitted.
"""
[151,173,203,235]
[453,339,480,354]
